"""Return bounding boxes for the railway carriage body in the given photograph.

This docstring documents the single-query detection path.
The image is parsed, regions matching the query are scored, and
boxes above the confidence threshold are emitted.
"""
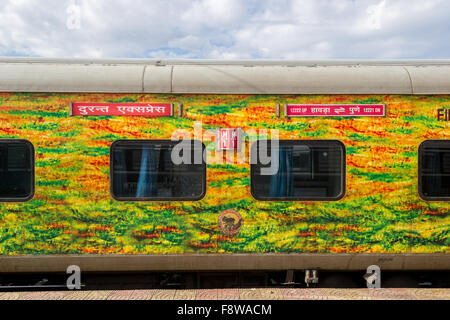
[0,59,449,273]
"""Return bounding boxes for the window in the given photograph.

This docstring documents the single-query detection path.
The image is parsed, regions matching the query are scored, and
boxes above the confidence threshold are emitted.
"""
[0,140,35,201]
[418,140,450,200]
[251,140,345,201]
[110,140,206,201]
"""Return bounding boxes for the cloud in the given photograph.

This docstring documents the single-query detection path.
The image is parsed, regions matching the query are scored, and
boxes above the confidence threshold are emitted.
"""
[0,0,448,59]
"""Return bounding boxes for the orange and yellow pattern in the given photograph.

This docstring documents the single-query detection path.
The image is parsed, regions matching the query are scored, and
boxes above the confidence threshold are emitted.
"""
[0,93,449,255]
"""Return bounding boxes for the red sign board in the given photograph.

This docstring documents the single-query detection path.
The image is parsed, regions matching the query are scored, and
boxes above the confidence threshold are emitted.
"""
[285,104,385,117]
[70,102,173,116]
[218,128,240,150]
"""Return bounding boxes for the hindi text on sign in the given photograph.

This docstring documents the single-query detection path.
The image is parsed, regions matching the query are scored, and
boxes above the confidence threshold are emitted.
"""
[285,104,385,117]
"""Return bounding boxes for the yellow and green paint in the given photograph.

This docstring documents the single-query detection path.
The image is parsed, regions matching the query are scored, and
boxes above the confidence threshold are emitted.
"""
[0,93,449,255]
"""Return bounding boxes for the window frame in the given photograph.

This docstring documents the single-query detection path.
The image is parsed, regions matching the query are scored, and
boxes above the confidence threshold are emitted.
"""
[250,139,346,202]
[418,139,450,201]
[0,139,35,202]
[109,139,207,202]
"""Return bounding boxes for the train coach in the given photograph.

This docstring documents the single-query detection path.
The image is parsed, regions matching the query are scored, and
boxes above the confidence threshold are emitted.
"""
[0,58,448,285]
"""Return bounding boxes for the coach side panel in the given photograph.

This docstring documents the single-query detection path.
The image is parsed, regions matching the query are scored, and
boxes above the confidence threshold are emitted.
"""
[0,93,448,255]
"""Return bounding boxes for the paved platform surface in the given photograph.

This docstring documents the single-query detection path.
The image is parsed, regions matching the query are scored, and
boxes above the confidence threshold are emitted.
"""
[0,288,449,300]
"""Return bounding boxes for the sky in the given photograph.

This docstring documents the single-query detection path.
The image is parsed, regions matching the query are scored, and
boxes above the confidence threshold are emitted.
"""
[0,0,449,59]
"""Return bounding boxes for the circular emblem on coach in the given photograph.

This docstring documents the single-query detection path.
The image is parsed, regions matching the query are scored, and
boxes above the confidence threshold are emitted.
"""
[218,209,242,234]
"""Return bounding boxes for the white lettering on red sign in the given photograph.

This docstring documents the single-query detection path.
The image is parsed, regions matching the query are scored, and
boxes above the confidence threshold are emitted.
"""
[71,102,173,116]
[286,104,385,117]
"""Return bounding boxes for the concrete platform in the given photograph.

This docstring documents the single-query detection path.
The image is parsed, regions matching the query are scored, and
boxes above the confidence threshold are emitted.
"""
[0,288,449,300]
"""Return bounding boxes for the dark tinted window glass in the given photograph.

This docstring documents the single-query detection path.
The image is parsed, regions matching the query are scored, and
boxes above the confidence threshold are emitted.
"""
[251,140,345,201]
[419,140,450,200]
[111,140,206,200]
[0,140,34,201]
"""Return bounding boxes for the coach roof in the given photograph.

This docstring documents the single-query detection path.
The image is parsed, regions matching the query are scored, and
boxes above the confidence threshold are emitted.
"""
[0,58,449,94]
